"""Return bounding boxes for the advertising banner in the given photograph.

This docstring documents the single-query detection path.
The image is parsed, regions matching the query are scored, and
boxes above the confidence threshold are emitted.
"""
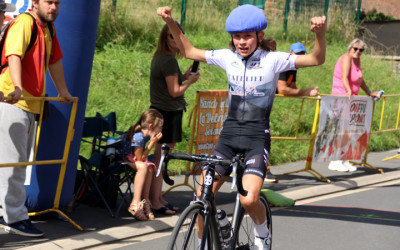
[313,96,373,162]
[195,91,229,155]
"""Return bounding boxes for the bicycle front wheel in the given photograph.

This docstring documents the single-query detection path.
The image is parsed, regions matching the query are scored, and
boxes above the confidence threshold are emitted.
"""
[234,193,272,249]
[167,202,212,250]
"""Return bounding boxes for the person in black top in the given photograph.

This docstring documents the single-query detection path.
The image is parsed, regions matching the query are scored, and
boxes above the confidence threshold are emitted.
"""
[277,42,320,97]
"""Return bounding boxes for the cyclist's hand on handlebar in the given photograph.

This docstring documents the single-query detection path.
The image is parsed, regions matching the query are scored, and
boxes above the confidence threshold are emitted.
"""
[157,6,173,23]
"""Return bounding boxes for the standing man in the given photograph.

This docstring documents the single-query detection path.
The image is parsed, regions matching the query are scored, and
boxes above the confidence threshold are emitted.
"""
[277,42,320,96]
[0,0,72,237]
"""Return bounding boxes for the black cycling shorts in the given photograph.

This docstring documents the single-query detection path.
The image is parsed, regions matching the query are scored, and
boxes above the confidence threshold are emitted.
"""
[206,119,270,179]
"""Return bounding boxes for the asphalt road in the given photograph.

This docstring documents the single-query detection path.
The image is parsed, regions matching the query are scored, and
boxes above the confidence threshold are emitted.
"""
[91,178,400,250]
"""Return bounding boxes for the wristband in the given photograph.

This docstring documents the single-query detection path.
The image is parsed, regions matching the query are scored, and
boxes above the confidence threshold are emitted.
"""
[366,90,371,95]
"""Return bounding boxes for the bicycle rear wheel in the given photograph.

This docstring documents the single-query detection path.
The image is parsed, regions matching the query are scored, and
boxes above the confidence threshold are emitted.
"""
[167,202,212,250]
[233,193,272,249]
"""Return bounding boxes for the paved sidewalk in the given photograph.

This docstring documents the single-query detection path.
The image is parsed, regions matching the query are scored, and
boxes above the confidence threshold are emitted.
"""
[1,149,399,249]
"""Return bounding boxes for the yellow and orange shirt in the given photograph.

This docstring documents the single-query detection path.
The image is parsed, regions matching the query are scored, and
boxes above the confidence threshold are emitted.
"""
[0,12,63,114]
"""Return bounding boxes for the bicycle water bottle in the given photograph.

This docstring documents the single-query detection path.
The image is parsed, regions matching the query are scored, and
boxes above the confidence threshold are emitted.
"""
[217,209,231,240]
[374,90,384,101]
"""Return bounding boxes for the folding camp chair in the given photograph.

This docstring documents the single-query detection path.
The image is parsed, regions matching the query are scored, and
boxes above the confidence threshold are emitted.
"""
[74,113,136,217]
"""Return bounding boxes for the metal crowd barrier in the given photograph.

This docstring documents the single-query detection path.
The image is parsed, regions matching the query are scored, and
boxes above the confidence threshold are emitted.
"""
[0,96,82,230]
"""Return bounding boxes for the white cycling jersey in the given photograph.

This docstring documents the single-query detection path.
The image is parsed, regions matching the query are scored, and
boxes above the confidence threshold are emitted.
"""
[205,49,297,126]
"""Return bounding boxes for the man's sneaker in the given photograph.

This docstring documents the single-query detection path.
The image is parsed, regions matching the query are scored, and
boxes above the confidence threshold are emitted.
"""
[2,219,44,237]
[264,166,279,183]
[252,235,271,250]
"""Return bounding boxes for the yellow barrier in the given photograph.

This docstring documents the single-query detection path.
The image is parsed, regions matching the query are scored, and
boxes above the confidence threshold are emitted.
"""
[0,96,82,231]
[273,95,332,182]
[373,94,400,161]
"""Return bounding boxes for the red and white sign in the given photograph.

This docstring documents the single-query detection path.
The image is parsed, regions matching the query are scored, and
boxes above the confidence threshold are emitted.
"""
[313,96,373,162]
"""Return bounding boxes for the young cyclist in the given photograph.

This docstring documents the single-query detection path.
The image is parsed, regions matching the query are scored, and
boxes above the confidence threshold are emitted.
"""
[122,109,163,221]
[157,4,326,249]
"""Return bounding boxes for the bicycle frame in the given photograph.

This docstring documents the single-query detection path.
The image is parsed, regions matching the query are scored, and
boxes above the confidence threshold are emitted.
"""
[158,144,262,250]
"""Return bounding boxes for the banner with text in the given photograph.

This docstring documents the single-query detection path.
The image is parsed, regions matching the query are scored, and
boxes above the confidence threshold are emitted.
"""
[313,96,373,162]
[195,91,229,155]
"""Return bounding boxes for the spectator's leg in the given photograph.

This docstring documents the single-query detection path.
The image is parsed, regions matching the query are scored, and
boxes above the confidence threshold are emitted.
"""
[0,104,35,224]
[150,142,176,212]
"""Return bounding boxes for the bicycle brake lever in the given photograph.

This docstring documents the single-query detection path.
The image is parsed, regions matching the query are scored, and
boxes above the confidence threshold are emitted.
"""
[156,155,164,177]
[156,143,170,177]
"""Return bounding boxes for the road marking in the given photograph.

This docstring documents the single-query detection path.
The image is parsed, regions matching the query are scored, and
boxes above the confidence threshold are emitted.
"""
[284,208,400,222]
[295,178,400,205]
[85,230,172,249]
[280,179,400,222]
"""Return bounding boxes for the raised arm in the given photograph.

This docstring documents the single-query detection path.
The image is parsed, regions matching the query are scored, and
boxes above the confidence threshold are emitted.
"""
[157,6,206,62]
[295,16,326,68]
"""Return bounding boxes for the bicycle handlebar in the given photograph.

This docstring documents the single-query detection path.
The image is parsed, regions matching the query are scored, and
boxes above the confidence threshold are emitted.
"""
[157,143,248,196]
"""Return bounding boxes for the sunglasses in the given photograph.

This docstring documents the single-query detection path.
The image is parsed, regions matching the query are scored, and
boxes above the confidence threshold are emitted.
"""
[353,47,364,52]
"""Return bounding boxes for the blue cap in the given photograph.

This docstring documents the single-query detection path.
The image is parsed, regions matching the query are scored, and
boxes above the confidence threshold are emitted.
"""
[225,4,268,34]
[290,42,306,53]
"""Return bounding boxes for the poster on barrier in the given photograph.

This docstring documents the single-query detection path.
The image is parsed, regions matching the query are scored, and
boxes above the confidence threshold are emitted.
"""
[195,91,229,155]
[313,96,373,162]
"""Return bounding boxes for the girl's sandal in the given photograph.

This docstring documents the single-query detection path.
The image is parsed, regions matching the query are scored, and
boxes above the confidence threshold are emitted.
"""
[142,199,155,220]
[128,201,148,221]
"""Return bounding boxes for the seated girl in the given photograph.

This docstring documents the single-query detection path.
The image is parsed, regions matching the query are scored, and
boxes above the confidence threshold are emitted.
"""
[121,109,163,221]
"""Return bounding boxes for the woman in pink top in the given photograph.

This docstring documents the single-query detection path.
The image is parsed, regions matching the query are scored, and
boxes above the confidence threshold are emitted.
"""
[331,39,380,99]
[329,39,380,172]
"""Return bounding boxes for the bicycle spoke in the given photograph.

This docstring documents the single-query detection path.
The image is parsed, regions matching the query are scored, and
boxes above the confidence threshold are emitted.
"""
[234,194,272,249]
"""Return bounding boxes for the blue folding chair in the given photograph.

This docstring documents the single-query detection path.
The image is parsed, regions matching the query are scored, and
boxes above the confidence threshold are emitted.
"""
[74,113,136,217]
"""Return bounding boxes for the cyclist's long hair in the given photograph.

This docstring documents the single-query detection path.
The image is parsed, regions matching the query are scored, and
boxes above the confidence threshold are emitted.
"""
[153,22,184,58]
[124,109,163,143]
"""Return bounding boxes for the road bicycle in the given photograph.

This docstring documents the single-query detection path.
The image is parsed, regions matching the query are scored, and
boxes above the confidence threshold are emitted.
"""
[157,144,272,250]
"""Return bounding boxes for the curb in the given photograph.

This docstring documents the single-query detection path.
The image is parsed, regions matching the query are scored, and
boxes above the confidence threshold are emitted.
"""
[20,170,400,249]
[20,216,180,250]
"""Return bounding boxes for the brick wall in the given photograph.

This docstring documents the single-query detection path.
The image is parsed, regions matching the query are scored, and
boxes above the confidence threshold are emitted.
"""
[361,0,400,19]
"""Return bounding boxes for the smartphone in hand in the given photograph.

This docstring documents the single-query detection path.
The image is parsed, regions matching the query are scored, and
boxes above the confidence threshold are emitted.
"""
[191,61,199,74]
